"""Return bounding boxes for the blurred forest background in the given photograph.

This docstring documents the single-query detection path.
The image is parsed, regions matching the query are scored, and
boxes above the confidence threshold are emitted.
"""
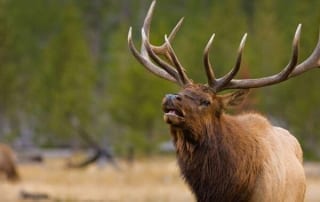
[0,0,320,159]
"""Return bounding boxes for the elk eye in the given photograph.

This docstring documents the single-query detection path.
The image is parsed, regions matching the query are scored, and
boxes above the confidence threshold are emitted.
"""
[200,99,211,106]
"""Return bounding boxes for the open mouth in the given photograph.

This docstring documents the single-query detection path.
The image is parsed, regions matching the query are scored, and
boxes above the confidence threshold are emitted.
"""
[164,108,184,118]
[162,99,185,125]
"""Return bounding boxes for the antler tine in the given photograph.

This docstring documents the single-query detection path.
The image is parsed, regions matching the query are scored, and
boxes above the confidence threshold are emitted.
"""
[128,0,190,87]
[289,26,320,77]
[143,0,184,60]
[275,24,301,79]
[220,24,301,90]
[142,0,156,39]
[214,33,247,92]
[164,35,192,85]
[141,29,181,83]
[140,0,191,86]
[140,0,188,86]
[203,34,217,87]
[128,27,177,83]
[151,18,185,56]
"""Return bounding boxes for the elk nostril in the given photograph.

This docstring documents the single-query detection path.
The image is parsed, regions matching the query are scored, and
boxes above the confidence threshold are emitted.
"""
[165,94,174,100]
[165,94,180,100]
[165,94,182,102]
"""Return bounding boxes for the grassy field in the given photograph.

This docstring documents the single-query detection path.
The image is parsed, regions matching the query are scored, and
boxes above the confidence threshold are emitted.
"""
[0,156,319,202]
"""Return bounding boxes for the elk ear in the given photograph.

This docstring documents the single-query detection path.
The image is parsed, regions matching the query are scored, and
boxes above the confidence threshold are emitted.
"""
[219,89,250,108]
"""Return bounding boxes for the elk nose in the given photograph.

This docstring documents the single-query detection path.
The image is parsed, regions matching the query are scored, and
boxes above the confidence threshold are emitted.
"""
[165,94,181,101]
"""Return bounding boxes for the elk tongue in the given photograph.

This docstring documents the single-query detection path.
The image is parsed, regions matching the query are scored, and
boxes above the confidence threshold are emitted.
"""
[164,109,185,125]
[166,109,183,117]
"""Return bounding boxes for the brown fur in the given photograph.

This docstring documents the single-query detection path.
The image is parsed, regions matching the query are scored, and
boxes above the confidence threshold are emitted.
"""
[162,84,305,202]
[0,143,20,182]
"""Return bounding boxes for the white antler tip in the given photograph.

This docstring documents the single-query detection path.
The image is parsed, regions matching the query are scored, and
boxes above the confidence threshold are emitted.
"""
[144,0,157,28]
[152,0,157,5]
[204,33,215,52]
[128,27,132,41]
[297,23,302,29]
[146,1,156,17]
[179,17,185,24]
[293,24,302,45]
[239,33,248,51]
[296,24,302,34]
[209,33,215,43]
[150,0,157,11]
[175,17,185,29]
[296,24,302,37]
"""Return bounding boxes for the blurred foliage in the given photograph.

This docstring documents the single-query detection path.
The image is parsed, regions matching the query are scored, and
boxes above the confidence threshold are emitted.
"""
[0,0,319,159]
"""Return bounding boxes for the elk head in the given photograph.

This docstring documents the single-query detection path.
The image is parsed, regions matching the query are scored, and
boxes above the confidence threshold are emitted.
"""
[161,84,248,127]
[128,0,320,139]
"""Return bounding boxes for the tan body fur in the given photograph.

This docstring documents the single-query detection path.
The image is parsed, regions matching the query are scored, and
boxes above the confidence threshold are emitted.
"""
[234,113,306,201]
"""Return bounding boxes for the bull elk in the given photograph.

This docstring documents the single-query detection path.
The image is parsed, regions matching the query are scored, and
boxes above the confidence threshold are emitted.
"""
[0,143,20,182]
[128,1,320,201]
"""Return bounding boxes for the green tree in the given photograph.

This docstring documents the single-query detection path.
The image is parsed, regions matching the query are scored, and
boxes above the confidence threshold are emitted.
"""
[35,2,96,144]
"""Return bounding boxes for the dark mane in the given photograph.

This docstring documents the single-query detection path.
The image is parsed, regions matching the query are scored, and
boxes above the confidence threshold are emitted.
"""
[171,114,265,202]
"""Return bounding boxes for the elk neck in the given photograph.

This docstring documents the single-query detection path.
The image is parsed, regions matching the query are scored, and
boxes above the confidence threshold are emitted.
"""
[169,112,264,202]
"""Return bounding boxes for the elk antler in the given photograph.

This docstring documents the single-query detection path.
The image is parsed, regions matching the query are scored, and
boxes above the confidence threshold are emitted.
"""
[129,0,320,92]
[204,33,248,92]
[128,0,191,86]
[204,24,320,92]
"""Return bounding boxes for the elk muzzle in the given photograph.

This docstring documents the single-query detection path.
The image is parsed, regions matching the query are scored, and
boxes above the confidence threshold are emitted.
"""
[162,94,185,126]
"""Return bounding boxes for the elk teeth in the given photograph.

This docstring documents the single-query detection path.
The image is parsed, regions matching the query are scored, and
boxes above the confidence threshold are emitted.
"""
[168,110,177,115]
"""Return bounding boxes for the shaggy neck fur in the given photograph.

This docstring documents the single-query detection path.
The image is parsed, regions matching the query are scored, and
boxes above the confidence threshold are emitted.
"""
[170,113,265,202]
